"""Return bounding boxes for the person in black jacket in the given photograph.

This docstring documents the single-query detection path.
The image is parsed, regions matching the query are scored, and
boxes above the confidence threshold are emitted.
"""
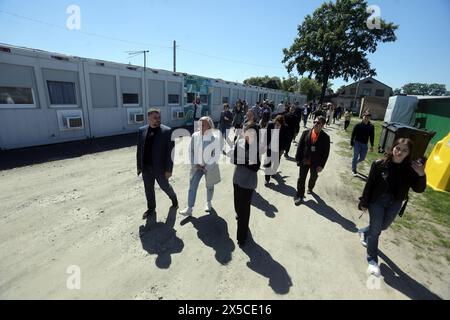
[294,116,330,205]
[137,109,178,219]
[351,113,375,176]
[358,138,426,276]
[232,109,261,247]
[264,115,290,185]
[283,106,300,158]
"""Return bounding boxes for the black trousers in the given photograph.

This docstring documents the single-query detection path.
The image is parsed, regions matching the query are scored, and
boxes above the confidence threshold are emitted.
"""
[233,183,254,243]
[344,120,350,131]
[296,164,319,198]
[284,135,294,155]
[143,167,177,211]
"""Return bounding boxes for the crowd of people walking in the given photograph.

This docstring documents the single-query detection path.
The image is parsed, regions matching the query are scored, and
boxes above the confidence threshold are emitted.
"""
[136,99,427,276]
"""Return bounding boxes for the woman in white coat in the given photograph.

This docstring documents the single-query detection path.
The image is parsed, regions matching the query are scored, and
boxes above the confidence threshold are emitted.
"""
[179,117,221,216]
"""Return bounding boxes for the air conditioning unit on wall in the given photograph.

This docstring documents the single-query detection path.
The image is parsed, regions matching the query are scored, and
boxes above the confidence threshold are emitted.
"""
[64,116,83,129]
[133,113,144,123]
[172,110,184,119]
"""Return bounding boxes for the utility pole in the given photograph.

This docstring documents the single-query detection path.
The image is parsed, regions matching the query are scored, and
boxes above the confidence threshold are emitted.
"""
[173,40,177,72]
[127,50,150,120]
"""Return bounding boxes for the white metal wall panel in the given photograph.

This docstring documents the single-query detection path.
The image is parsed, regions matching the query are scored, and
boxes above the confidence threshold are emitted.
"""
[148,79,165,106]
[90,73,117,108]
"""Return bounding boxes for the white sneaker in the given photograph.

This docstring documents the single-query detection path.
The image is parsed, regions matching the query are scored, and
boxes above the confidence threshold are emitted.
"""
[205,202,212,212]
[367,260,381,277]
[179,207,193,217]
[358,227,368,247]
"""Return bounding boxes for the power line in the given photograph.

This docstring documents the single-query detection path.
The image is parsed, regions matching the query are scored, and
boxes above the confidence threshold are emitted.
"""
[178,47,286,70]
[0,10,171,49]
[0,9,287,71]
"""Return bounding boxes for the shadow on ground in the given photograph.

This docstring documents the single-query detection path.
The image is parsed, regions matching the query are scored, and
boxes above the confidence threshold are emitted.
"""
[252,191,278,218]
[185,208,236,265]
[139,207,184,269]
[241,232,293,295]
[303,193,358,233]
[378,250,442,300]
[266,173,297,198]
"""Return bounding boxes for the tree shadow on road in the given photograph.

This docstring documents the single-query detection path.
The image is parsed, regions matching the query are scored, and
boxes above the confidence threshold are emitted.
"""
[252,191,278,218]
[241,232,293,295]
[186,208,236,265]
[303,193,358,233]
[266,173,297,198]
[378,250,442,300]
[139,208,184,269]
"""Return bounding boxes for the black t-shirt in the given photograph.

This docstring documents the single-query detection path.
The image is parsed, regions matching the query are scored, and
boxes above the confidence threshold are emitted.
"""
[386,162,402,195]
[143,127,158,166]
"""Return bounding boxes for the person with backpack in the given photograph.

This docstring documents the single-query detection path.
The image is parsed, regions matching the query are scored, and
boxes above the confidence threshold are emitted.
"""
[357,138,426,276]
[232,109,260,247]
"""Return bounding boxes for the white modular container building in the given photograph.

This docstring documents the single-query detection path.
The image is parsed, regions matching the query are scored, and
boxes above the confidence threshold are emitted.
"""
[0,44,306,150]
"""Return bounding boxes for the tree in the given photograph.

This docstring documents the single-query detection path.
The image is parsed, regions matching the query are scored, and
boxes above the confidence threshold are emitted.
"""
[428,84,447,96]
[243,76,282,90]
[393,88,402,95]
[299,78,322,101]
[401,83,447,96]
[282,0,398,103]
[281,76,299,93]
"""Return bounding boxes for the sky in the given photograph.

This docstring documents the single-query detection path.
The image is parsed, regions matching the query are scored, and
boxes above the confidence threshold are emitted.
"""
[0,0,449,92]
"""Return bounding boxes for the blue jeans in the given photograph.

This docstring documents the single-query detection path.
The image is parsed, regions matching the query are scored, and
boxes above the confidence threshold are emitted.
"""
[366,194,402,263]
[352,141,368,172]
[188,169,214,208]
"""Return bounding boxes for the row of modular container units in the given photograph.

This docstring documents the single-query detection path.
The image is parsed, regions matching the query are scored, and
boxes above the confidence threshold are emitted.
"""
[0,44,306,150]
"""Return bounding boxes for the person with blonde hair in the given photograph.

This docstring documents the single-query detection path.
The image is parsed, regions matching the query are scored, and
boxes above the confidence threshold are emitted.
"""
[179,117,221,216]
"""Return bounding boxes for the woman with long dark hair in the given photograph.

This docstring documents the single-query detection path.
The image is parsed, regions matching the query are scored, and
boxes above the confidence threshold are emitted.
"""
[358,138,426,276]
[232,109,260,247]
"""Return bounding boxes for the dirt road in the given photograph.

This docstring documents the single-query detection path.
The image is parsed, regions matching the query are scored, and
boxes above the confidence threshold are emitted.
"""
[0,119,447,299]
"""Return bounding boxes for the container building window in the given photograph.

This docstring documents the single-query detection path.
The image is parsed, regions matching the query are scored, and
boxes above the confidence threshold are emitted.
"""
[47,81,77,105]
[0,87,35,106]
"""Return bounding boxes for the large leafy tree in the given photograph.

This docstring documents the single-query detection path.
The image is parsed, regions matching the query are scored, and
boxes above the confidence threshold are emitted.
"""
[281,76,299,92]
[299,78,322,101]
[401,83,447,96]
[283,0,398,103]
[243,76,282,90]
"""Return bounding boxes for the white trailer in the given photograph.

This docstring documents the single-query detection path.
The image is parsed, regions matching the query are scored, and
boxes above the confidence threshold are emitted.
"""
[0,44,306,150]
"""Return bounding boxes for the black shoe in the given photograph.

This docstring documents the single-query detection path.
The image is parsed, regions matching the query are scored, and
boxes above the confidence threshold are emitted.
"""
[307,189,313,195]
[238,240,246,248]
[294,196,304,206]
[171,199,179,209]
[143,210,156,220]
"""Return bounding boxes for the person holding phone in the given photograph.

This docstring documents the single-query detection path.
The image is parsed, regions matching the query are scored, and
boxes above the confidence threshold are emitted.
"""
[358,138,427,276]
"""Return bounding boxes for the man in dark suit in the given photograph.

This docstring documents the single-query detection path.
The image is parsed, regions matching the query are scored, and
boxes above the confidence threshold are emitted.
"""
[137,109,178,219]
[294,116,330,205]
